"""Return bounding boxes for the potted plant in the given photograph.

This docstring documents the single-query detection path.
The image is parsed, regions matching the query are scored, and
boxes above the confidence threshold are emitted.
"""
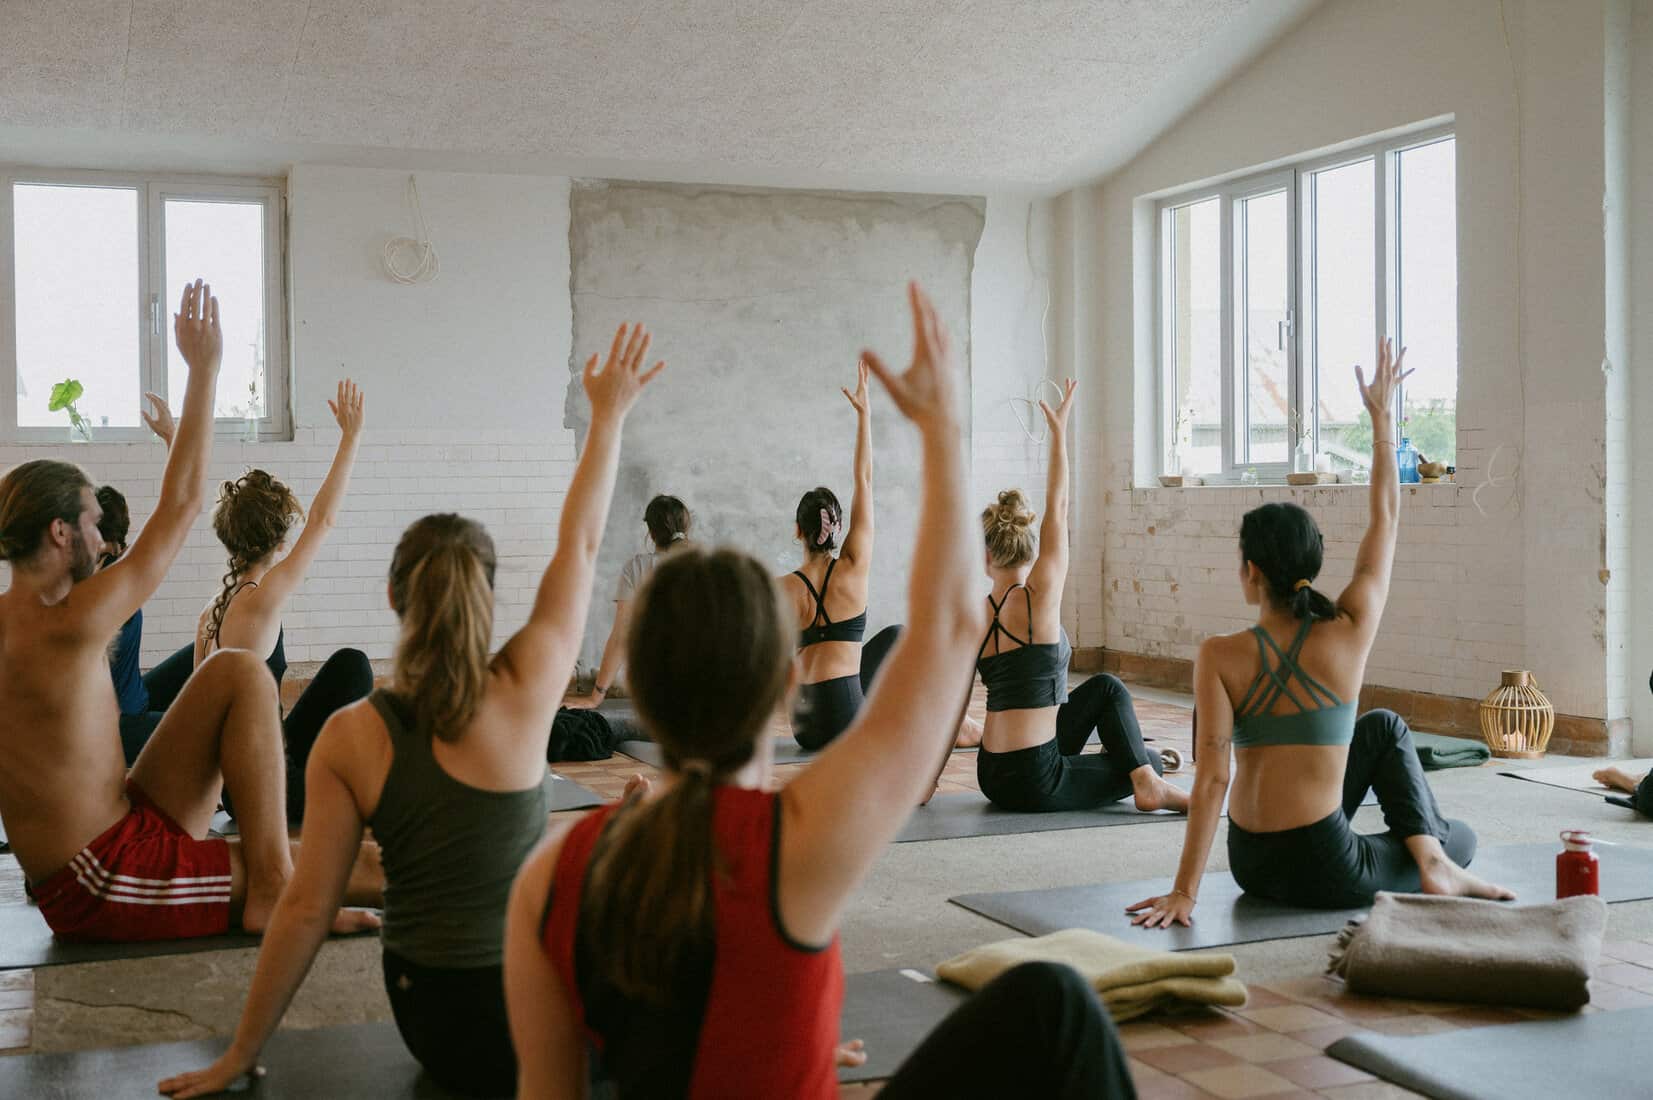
[49,379,93,443]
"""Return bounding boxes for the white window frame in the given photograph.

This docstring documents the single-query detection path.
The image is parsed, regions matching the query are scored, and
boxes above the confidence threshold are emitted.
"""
[0,167,288,443]
[1155,124,1455,482]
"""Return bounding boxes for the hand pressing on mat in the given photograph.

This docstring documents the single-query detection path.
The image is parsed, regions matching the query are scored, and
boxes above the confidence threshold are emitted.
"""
[159,1051,265,1098]
[835,1039,867,1068]
[1126,888,1196,929]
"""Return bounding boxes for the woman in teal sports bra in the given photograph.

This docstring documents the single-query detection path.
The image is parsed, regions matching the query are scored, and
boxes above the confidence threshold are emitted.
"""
[1130,341,1513,925]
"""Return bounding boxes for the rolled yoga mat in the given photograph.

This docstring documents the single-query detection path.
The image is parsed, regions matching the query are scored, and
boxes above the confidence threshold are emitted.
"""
[0,903,379,971]
[0,1020,460,1099]
[950,842,1653,952]
[837,969,970,1084]
[1327,1003,1653,1100]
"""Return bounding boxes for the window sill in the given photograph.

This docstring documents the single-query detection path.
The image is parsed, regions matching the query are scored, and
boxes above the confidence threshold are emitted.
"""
[1139,478,1459,491]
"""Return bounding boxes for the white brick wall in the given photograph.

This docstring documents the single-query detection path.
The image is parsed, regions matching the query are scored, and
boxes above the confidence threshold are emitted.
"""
[0,427,577,667]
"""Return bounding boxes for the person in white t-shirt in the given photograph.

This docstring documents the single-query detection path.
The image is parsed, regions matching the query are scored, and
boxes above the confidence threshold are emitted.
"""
[566,495,691,708]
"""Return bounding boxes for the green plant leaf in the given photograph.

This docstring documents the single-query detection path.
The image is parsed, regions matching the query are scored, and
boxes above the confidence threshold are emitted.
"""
[48,379,84,412]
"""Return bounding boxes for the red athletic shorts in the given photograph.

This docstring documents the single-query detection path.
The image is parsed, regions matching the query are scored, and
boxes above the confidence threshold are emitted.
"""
[31,780,232,942]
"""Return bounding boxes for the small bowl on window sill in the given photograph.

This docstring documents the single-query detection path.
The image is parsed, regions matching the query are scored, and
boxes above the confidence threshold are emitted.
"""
[1157,475,1203,488]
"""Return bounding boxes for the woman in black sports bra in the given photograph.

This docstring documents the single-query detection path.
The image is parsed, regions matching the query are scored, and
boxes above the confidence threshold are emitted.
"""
[975,380,1189,815]
[780,360,901,751]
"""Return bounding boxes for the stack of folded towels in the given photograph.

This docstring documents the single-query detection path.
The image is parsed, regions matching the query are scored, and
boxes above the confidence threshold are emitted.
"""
[1328,892,1607,1010]
[937,928,1247,1022]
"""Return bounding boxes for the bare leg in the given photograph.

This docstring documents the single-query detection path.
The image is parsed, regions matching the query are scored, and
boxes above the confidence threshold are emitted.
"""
[223,840,383,934]
[1593,766,1643,794]
[1408,834,1516,900]
[130,649,292,932]
[1129,764,1190,813]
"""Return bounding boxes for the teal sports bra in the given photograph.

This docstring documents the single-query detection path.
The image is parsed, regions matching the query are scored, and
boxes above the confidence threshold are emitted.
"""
[1231,619,1355,749]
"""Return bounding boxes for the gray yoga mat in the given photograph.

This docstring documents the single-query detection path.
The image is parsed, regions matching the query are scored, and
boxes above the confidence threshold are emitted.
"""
[1328,1004,1653,1100]
[618,738,817,767]
[0,1020,458,1099]
[951,842,1653,951]
[838,968,969,1083]
[0,903,379,971]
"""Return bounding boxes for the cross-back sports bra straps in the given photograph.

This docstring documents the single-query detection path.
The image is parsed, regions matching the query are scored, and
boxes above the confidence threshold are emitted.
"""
[1230,619,1354,748]
[794,557,867,648]
[979,583,1034,657]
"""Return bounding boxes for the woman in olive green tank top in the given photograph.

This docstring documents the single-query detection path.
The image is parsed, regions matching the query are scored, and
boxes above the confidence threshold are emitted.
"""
[159,324,668,1100]
[1129,341,1512,930]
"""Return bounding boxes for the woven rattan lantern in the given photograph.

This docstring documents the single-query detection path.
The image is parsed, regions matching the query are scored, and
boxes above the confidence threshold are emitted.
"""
[1478,670,1555,759]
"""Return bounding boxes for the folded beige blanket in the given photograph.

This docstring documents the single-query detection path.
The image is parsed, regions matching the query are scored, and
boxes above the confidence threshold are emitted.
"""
[937,928,1248,1022]
[1328,891,1606,1010]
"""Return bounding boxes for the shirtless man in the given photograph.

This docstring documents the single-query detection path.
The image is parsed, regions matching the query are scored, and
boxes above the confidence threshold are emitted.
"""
[0,280,378,941]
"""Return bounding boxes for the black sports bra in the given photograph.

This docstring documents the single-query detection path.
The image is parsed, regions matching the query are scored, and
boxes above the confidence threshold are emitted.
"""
[793,557,867,648]
[975,584,1071,713]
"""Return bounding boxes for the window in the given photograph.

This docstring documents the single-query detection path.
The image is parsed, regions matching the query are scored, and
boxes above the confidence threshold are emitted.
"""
[1158,129,1456,481]
[1,170,285,441]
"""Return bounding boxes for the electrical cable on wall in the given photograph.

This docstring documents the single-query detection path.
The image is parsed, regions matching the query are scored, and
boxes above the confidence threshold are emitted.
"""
[383,175,440,285]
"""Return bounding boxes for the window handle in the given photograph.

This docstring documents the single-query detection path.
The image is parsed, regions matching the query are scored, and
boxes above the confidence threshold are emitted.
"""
[1277,310,1294,351]
[150,293,162,337]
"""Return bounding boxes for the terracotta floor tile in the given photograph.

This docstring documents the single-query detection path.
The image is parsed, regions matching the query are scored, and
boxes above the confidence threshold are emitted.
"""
[1179,1062,1299,1099]
[1120,1022,1200,1052]
[1133,1041,1245,1075]
[1309,997,1414,1023]
[1168,1011,1266,1041]
[1135,1075,1220,1100]
[1363,1015,1461,1038]
[1206,1032,1318,1064]
[1235,1004,1344,1033]
[1430,1005,1531,1028]
[1287,1023,1371,1051]
[1265,1054,1376,1090]
[1128,1058,1174,1083]
[1234,986,1291,1009]
[1263,976,1345,1002]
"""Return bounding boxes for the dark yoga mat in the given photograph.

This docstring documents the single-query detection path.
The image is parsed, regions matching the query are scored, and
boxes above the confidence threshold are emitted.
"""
[617,738,817,767]
[1328,1004,1653,1100]
[549,773,606,811]
[0,1020,459,1099]
[838,969,969,1083]
[0,903,379,971]
[951,842,1653,951]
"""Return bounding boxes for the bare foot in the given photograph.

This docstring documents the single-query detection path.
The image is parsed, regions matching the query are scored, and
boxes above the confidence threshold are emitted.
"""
[331,908,382,935]
[1418,854,1517,901]
[1131,771,1191,814]
[623,773,655,801]
[1593,766,1640,794]
[953,715,984,750]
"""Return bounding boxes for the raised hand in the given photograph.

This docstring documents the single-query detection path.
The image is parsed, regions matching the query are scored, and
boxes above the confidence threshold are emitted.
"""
[1038,378,1079,436]
[861,282,961,431]
[173,279,222,375]
[584,323,665,422]
[327,379,365,439]
[1354,337,1411,424]
[842,357,871,416]
[141,392,176,447]
[1125,890,1196,929]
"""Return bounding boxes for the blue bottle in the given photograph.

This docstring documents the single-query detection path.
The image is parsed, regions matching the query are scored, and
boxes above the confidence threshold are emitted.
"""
[1397,437,1420,484]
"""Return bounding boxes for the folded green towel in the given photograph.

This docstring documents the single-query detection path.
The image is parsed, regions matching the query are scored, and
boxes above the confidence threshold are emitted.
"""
[1411,731,1490,769]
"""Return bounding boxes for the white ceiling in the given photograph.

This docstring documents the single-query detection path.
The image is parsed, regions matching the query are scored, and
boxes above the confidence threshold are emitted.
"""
[0,0,1318,192]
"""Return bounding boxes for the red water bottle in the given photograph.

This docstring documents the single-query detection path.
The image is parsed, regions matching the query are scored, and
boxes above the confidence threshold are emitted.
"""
[1556,830,1599,899]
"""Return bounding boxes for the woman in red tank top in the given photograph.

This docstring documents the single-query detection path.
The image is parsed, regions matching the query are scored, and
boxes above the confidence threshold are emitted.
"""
[503,284,1138,1099]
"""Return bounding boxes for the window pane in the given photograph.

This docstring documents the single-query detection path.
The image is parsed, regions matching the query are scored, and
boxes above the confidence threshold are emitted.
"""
[1397,138,1457,465]
[13,184,141,428]
[163,199,267,419]
[1167,198,1221,475]
[1238,189,1288,465]
[1309,159,1375,474]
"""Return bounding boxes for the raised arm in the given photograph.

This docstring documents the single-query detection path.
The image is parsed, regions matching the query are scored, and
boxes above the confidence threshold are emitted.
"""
[838,359,874,568]
[254,381,365,607]
[73,280,220,635]
[1127,638,1234,928]
[493,324,663,726]
[566,598,632,708]
[1026,379,1077,597]
[1337,340,1411,637]
[779,283,985,945]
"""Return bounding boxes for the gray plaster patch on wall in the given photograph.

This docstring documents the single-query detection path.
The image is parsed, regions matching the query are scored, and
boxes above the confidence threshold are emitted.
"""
[566,180,984,670]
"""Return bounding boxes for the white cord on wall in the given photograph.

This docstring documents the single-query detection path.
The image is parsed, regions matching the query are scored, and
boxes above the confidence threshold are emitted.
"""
[383,175,439,285]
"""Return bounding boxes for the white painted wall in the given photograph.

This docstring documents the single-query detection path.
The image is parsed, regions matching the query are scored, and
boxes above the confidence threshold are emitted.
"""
[1060,0,1627,729]
[1629,0,1653,752]
[2,165,1050,673]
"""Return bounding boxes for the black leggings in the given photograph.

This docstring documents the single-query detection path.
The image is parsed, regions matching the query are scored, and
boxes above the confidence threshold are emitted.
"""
[117,643,198,765]
[976,674,1160,812]
[878,961,1136,1100]
[791,624,901,750]
[1227,709,1476,909]
[382,949,515,1098]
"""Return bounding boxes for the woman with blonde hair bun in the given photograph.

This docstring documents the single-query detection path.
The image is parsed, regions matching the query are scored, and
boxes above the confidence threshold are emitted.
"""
[974,379,1189,815]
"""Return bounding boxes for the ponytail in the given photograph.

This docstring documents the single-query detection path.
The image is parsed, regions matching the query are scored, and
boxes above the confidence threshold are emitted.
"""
[582,765,720,1006]
[388,515,497,741]
[580,546,792,1006]
[1289,580,1339,623]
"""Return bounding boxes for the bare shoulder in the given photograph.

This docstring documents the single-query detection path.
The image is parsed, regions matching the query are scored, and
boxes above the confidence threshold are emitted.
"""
[1198,629,1253,664]
[311,697,390,786]
[522,819,576,891]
